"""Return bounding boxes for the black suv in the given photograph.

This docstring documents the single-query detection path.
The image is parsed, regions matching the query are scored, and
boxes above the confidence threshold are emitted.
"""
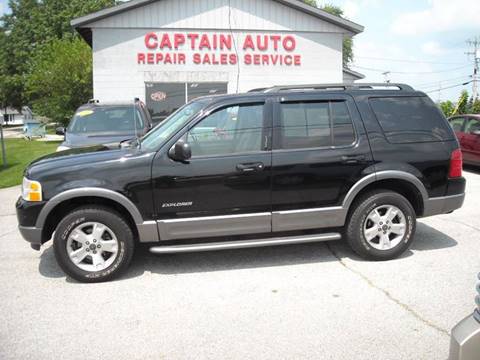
[16,83,466,282]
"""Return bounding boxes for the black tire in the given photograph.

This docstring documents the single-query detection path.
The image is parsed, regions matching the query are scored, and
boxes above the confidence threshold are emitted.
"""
[53,206,135,283]
[345,189,416,261]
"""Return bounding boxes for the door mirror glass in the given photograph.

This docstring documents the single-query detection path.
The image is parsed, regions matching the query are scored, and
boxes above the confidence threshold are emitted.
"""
[168,139,192,162]
[56,127,66,136]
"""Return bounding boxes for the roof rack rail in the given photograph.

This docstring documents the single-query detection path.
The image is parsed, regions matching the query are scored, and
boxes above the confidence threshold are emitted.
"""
[257,83,414,93]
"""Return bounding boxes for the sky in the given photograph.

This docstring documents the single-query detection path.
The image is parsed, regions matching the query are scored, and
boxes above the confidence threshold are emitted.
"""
[318,0,480,102]
[1,0,479,102]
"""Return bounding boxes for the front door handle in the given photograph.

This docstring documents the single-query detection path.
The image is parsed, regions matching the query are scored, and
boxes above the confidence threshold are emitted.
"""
[341,155,367,164]
[236,162,265,172]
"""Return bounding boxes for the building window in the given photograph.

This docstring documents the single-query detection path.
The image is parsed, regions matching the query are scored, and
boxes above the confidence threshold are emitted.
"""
[275,100,355,150]
[145,82,227,124]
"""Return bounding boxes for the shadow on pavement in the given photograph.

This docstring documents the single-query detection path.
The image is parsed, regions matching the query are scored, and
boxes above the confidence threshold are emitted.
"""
[37,221,458,281]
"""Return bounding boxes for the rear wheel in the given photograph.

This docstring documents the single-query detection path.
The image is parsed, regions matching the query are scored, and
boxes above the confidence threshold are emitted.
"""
[345,190,416,260]
[53,206,135,283]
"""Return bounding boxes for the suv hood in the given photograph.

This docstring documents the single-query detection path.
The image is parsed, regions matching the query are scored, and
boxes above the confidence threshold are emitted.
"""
[25,145,138,179]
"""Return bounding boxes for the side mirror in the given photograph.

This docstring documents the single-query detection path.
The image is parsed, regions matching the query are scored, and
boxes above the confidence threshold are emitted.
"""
[56,127,66,136]
[168,140,191,163]
[472,130,480,136]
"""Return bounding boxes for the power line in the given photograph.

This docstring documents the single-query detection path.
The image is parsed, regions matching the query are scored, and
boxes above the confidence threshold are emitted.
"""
[351,64,471,75]
[424,81,472,94]
[417,76,472,90]
[416,75,472,88]
[355,56,468,65]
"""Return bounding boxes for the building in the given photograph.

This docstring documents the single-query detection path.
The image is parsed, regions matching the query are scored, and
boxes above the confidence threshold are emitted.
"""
[1,107,35,126]
[72,0,364,122]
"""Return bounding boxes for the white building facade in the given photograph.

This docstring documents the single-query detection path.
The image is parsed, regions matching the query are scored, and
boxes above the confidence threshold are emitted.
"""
[73,0,364,121]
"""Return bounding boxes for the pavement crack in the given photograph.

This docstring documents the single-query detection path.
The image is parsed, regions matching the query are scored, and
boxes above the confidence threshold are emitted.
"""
[326,243,450,337]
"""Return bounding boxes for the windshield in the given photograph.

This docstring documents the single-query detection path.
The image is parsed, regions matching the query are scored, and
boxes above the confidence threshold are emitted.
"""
[141,100,208,151]
[68,106,144,134]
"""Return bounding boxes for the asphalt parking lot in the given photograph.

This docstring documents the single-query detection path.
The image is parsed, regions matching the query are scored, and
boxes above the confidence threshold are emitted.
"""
[0,170,479,360]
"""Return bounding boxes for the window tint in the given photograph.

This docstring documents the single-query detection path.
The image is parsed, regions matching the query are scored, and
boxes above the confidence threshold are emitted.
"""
[188,104,264,157]
[449,117,465,132]
[332,101,355,146]
[465,118,480,134]
[277,101,355,149]
[369,96,454,143]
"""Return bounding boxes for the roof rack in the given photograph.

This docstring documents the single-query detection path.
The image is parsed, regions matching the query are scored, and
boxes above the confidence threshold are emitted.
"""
[252,83,414,93]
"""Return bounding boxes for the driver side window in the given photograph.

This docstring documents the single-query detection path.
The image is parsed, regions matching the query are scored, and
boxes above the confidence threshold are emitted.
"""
[187,103,264,157]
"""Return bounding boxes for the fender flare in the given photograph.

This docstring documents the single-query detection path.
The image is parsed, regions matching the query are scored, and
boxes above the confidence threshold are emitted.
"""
[35,187,144,228]
[342,170,429,210]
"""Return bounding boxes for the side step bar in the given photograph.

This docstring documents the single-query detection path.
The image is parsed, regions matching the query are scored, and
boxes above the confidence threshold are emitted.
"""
[149,232,341,254]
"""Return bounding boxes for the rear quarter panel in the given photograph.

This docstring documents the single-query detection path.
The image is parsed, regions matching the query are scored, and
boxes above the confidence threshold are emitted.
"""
[354,92,458,198]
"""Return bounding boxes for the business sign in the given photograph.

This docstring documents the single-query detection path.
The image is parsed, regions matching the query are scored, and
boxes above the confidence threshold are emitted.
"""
[137,32,302,67]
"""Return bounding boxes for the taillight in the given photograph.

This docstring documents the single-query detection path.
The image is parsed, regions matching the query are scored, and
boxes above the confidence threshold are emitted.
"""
[449,148,463,178]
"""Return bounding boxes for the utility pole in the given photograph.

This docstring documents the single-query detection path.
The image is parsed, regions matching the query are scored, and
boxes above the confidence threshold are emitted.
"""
[466,37,480,100]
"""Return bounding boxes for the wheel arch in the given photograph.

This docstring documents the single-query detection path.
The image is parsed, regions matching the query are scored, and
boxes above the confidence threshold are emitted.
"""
[38,188,143,243]
[343,171,428,217]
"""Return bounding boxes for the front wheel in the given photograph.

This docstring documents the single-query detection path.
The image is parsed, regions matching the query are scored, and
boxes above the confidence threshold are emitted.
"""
[345,190,416,260]
[53,206,135,283]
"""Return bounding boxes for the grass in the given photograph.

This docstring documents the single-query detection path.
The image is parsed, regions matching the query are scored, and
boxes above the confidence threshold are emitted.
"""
[0,139,60,189]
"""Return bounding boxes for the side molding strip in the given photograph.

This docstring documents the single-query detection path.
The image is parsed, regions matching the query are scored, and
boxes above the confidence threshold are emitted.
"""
[157,212,271,241]
[272,207,347,232]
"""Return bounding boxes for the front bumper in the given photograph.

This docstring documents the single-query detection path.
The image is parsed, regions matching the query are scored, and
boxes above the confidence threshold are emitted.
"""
[16,197,45,250]
[18,226,43,249]
[449,311,480,360]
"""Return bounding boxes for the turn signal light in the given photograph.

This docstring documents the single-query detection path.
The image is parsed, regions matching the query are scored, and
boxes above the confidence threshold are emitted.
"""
[449,149,463,178]
[22,178,43,202]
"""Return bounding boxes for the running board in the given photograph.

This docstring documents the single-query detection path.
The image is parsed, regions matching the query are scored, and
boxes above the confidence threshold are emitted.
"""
[149,232,341,254]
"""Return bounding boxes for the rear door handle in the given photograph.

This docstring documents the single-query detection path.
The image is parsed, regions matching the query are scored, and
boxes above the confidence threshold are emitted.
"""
[341,155,366,164]
[236,162,265,172]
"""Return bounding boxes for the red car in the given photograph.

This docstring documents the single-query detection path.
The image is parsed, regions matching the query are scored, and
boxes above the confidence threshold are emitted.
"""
[448,114,480,166]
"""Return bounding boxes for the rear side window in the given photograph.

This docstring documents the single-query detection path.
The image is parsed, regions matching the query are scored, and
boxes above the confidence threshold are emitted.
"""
[276,101,355,149]
[369,96,453,143]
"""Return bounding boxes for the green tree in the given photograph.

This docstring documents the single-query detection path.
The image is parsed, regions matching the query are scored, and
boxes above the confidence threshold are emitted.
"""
[472,98,480,114]
[439,100,455,117]
[299,1,354,65]
[25,38,93,126]
[456,90,469,115]
[0,0,115,111]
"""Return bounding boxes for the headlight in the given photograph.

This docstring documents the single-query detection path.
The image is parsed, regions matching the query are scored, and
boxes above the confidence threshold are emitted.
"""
[56,145,71,152]
[22,178,43,202]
